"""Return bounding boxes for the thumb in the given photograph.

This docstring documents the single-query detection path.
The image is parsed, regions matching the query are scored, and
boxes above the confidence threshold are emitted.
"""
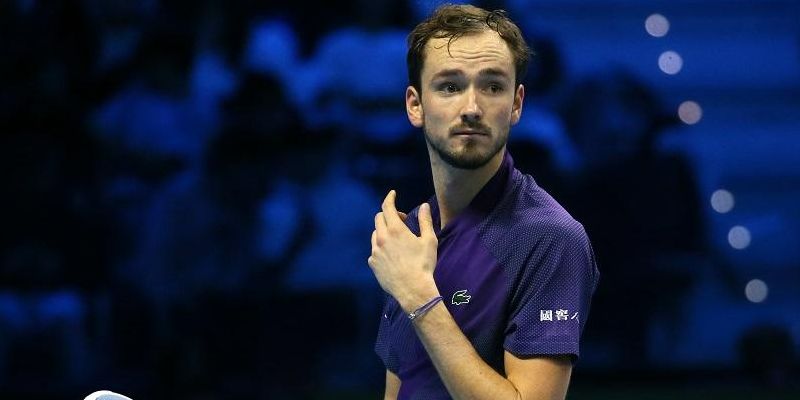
[418,202,435,239]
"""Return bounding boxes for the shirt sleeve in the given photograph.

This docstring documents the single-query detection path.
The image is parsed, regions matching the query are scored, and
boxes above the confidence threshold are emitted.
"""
[375,294,399,373]
[503,219,599,362]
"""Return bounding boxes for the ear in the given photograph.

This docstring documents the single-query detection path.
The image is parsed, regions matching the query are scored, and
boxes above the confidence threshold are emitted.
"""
[510,84,525,126]
[406,86,424,128]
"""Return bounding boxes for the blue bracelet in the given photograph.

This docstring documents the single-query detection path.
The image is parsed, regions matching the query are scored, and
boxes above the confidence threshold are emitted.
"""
[408,296,443,320]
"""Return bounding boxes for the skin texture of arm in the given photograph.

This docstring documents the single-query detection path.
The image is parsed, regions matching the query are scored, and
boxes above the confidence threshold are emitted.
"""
[382,307,572,400]
[370,191,572,400]
[384,370,401,400]
[412,302,572,400]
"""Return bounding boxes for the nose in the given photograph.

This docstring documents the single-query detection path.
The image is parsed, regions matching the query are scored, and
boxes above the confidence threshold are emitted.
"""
[460,87,482,124]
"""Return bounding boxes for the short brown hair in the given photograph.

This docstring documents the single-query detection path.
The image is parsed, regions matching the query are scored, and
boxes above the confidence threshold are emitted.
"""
[406,4,532,92]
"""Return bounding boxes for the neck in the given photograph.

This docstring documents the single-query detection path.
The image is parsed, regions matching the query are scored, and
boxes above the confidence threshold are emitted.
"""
[428,147,506,229]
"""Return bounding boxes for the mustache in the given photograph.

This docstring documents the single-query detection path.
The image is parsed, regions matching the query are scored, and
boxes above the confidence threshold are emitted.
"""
[449,123,492,135]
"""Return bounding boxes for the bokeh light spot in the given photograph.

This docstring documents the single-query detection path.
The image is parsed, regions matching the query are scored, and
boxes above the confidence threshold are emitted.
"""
[659,51,683,75]
[679,100,703,125]
[745,279,768,303]
[728,225,751,250]
[710,189,735,213]
[645,14,670,37]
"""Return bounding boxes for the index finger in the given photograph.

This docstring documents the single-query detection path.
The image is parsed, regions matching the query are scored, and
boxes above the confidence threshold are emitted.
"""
[381,190,404,225]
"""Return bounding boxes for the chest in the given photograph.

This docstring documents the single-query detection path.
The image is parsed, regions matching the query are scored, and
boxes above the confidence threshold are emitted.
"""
[432,230,509,337]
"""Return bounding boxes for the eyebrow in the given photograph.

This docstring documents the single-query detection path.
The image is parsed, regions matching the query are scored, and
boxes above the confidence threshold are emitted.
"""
[479,68,511,79]
[431,68,511,80]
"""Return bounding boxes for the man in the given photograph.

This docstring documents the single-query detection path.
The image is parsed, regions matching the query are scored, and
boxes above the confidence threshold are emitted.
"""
[369,4,599,400]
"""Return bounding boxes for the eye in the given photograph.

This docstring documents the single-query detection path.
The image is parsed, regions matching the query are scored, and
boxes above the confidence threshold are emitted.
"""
[438,82,460,94]
[487,82,504,94]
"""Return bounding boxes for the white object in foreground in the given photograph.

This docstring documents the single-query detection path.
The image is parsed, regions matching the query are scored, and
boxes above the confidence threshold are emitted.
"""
[83,390,133,400]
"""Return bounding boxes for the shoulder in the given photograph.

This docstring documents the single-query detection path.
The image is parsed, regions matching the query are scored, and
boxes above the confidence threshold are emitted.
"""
[500,171,589,246]
[477,172,594,279]
[500,175,599,290]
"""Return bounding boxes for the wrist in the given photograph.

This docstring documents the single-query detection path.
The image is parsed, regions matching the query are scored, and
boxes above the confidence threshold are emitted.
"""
[397,282,440,314]
[407,295,443,321]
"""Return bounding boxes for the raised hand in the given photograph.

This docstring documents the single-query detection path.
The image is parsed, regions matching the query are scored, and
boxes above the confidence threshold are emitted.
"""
[368,190,440,312]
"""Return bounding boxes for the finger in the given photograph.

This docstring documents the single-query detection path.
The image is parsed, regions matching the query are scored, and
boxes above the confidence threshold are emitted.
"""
[381,190,404,225]
[371,230,377,249]
[418,202,436,239]
[374,212,387,235]
[398,211,408,222]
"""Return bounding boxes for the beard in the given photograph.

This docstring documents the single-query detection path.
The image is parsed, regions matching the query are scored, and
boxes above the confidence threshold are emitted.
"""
[423,122,509,170]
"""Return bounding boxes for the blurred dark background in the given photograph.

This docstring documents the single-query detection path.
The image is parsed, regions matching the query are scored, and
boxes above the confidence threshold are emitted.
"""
[1,0,799,399]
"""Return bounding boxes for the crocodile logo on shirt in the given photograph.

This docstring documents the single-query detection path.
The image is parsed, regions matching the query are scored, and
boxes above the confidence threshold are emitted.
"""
[451,289,471,305]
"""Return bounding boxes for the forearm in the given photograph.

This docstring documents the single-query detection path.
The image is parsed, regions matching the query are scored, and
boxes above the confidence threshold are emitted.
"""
[410,301,521,400]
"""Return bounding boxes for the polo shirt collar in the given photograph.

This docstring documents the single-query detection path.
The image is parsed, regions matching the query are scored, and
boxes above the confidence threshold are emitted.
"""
[429,151,514,238]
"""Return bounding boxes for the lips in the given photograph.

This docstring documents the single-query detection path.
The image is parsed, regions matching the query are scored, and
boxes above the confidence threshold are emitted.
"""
[455,131,487,136]
[451,129,490,136]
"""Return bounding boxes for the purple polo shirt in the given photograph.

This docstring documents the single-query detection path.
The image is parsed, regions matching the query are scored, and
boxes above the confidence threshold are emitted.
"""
[375,151,599,399]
